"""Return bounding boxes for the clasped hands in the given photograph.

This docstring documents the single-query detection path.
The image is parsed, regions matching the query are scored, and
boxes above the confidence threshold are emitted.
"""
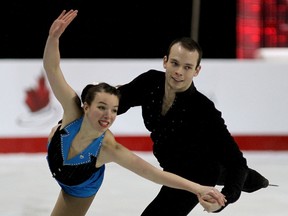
[197,187,226,213]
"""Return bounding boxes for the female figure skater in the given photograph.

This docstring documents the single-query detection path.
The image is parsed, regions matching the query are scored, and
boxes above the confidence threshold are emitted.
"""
[44,9,226,215]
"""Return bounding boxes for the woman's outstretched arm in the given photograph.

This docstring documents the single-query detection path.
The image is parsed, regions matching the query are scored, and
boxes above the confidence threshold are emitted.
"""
[98,130,226,212]
[43,10,81,124]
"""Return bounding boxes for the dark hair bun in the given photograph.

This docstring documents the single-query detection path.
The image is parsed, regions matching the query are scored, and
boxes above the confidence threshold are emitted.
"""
[81,84,94,103]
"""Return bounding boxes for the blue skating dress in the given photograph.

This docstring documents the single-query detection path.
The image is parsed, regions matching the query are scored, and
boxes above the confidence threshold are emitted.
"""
[47,117,105,198]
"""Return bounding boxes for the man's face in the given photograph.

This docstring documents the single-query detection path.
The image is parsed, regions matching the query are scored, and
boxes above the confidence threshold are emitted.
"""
[163,43,201,92]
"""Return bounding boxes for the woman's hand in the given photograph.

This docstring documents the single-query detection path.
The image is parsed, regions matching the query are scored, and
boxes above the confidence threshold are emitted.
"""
[198,193,223,213]
[49,10,78,39]
[197,185,226,212]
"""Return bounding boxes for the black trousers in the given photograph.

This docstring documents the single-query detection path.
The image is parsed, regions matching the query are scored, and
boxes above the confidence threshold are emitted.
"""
[141,167,268,216]
[141,186,198,216]
[141,163,220,216]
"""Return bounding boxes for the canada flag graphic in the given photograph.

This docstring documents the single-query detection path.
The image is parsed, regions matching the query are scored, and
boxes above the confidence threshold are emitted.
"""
[25,74,50,112]
[17,73,58,128]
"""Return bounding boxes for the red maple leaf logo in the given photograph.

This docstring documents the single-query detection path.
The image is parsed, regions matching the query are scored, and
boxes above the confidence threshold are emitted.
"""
[25,74,50,112]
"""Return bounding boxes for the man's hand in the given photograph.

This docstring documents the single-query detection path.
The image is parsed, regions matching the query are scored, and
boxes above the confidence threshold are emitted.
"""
[196,185,226,212]
[198,193,223,212]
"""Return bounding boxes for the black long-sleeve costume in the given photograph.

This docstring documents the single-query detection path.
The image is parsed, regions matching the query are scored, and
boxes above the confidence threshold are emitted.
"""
[118,70,248,214]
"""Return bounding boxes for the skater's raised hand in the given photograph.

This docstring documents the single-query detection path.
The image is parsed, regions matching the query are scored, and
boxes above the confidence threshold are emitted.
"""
[48,10,78,39]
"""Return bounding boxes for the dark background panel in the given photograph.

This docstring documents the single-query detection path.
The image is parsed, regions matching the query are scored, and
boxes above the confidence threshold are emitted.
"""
[198,0,237,58]
[0,0,236,59]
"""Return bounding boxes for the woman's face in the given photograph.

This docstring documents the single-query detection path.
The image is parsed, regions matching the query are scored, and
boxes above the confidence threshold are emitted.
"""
[84,92,119,132]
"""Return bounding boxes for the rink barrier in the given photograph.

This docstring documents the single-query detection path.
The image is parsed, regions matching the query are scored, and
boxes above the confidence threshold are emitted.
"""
[0,135,288,153]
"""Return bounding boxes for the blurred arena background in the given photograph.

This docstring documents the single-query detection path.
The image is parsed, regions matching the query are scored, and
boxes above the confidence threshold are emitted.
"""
[0,0,288,215]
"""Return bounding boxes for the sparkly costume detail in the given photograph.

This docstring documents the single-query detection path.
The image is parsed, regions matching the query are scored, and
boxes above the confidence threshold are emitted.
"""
[47,117,105,197]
